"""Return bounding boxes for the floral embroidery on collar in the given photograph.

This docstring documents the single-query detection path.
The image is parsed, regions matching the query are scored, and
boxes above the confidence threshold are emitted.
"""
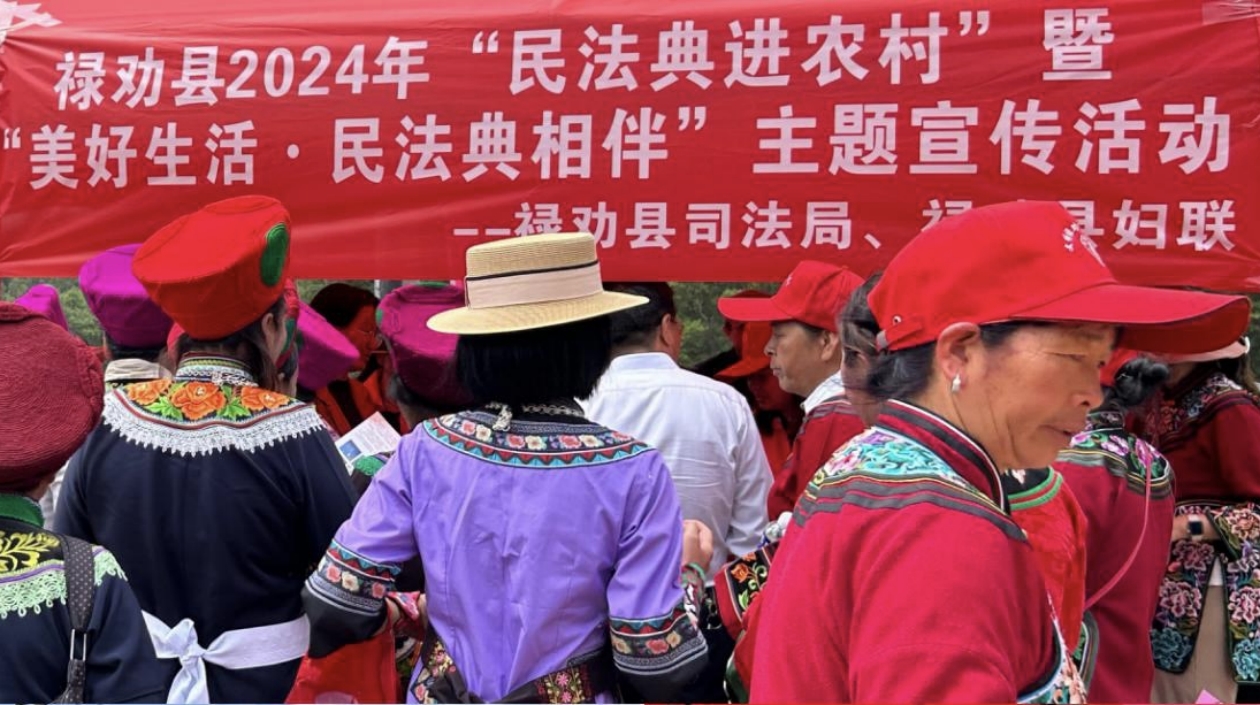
[103,379,325,456]
[1147,372,1257,450]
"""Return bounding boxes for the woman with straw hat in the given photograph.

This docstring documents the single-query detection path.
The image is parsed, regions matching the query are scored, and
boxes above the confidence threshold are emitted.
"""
[304,233,712,704]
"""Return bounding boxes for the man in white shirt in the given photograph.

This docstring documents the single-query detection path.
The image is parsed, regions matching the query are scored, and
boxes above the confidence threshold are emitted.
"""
[583,283,772,579]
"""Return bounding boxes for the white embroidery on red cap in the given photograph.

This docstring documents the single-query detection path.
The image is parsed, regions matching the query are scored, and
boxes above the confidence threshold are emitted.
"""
[1063,222,1106,268]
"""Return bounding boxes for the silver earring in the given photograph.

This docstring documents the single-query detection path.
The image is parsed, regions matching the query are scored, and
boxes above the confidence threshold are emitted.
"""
[950,375,962,394]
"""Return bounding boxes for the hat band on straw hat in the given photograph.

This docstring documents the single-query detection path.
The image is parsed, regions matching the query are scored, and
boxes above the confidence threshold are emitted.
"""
[465,260,603,310]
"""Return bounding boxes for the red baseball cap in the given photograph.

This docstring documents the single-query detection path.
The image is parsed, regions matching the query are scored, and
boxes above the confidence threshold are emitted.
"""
[718,261,864,333]
[870,201,1251,355]
[718,322,773,379]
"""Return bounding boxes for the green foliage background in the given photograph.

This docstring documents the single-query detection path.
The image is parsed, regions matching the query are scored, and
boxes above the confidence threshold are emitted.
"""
[1,278,776,367]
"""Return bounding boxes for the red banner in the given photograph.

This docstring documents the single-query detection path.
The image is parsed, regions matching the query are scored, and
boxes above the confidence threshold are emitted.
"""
[1,0,1258,288]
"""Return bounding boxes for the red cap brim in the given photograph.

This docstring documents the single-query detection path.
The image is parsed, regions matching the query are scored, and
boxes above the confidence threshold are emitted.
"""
[1015,283,1251,355]
[717,296,792,323]
[717,354,770,379]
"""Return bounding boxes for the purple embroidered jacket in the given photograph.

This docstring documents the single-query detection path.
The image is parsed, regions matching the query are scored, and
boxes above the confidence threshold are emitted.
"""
[304,410,707,703]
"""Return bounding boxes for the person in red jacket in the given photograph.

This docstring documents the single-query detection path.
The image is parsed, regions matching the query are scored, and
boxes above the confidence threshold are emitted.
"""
[1054,351,1175,703]
[1145,337,1260,703]
[718,261,865,520]
[748,201,1250,703]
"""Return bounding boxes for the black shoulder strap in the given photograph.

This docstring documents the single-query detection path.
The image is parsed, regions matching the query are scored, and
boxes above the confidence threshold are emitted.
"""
[51,535,96,704]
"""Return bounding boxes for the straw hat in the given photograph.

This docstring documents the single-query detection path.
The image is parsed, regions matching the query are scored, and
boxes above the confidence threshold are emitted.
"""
[427,233,647,335]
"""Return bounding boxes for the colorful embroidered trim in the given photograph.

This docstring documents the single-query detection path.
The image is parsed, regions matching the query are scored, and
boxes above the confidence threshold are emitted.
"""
[103,383,326,456]
[608,602,706,676]
[305,541,400,617]
[424,412,652,469]
[1008,471,1065,512]
[0,545,124,619]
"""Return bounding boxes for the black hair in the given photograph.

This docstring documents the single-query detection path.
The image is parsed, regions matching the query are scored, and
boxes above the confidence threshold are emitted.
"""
[174,295,287,391]
[1103,357,1168,411]
[1203,348,1260,396]
[104,333,164,364]
[309,283,379,329]
[866,322,1050,402]
[606,282,676,349]
[840,273,882,371]
[455,315,612,406]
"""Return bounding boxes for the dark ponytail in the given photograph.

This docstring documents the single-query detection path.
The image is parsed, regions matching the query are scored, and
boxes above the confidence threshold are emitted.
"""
[1104,356,1168,411]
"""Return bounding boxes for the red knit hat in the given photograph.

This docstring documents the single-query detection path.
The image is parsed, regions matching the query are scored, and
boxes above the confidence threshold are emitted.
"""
[0,303,104,492]
[133,196,292,340]
[870,201,1251,355]
[717,261,864,333]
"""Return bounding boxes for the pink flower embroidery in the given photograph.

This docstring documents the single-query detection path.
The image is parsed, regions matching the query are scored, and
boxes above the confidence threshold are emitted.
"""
[371,581,387,599]
[326,565,342,582]
[559,435,582,450]
[1231,587,1260,623]
[646,639,670,655]
[506,435,526,449]
[1160,581,1202,619]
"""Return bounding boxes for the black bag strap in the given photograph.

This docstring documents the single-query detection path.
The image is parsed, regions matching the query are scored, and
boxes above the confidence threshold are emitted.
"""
[51,535,96,704]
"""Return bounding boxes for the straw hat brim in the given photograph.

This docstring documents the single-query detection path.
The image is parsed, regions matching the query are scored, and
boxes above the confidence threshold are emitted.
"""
[427,291,648,335]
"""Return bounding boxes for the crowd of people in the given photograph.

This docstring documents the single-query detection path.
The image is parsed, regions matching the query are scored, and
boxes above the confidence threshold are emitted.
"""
[1,195,1259,704]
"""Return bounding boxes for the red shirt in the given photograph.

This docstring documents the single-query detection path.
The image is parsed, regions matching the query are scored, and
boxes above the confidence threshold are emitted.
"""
[1148,371,1260,503]
[1005,469,1089,650]
[750,402,1070,703]
[767,397,865,519]
[1055,411,1175,703]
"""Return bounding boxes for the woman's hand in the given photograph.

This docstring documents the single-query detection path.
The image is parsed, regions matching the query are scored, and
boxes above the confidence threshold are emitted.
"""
[681,519,715,571]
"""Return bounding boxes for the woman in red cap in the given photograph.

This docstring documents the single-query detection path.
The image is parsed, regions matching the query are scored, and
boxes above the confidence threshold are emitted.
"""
[748,200,1252,703]
[1048,351,1176,702]
[1145,338,1260,703]
[54,196,358,704]
[0,303,166,703]
[717,261,867,520]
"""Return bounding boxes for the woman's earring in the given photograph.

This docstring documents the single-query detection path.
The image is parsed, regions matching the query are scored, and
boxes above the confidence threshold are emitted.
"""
[950,375,962,394]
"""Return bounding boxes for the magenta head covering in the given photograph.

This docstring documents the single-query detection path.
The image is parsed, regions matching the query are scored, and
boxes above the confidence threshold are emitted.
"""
[79,244,173,348]
[14,284,69,331]
[379,284,469,409]
[297,300,359,392]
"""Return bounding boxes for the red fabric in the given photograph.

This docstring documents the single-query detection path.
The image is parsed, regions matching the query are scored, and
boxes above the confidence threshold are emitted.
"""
[133,196,292,339]
[314,379,380,438]
[1171,402,1260,501]
[869,201,1251,355]
[759,417,793,479]
[718,261,862,332]
[5,3,1260,292]
[1007,472,1088,646]
[0,303,104,491]
[718,321,773,379]
[768,398,865,518]
[1056,446,1176,703]
[286,628,397,705]
[748,486,1059,702]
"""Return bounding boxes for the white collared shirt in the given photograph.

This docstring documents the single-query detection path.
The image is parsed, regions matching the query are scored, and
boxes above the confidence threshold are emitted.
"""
[582,353,772,577]
[803,371,846,414]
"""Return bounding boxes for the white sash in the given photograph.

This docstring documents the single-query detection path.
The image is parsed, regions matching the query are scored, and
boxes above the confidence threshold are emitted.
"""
[142,611,310,704]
